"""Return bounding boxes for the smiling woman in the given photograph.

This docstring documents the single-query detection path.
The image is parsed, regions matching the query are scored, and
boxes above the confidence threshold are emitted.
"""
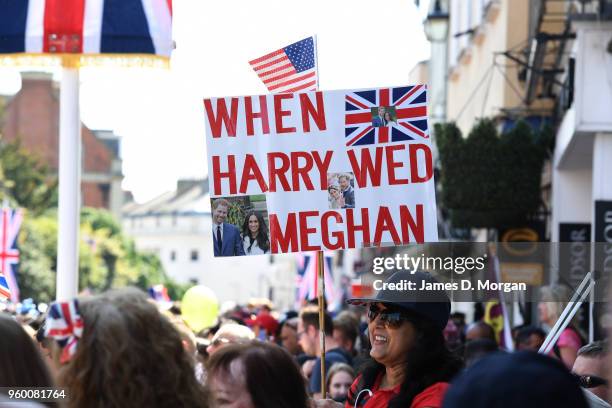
[345,271,463,408]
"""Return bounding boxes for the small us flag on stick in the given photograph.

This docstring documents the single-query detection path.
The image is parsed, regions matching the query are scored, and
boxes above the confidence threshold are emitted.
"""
[249,37,318,94]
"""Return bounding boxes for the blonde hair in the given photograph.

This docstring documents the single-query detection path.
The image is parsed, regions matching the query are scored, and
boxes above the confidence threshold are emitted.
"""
[326,362,355,390]
[539,284,578,327]
[211,323,255,344]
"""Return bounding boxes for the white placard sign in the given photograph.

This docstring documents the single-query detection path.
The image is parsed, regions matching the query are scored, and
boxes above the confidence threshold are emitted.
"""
[204,86,438,256]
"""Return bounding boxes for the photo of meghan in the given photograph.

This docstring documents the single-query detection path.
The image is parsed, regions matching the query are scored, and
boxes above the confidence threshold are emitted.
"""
[241,211,270,255]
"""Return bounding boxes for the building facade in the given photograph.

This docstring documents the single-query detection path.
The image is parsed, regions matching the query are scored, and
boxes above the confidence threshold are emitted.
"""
[1,72,124,217]
[445,0,553,134]
[122,179,298,309]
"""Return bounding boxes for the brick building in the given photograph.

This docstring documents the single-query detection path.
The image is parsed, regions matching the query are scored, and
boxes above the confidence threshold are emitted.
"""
[1,71,123,218]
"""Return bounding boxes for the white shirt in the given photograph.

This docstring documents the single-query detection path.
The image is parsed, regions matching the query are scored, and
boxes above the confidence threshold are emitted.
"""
[242,236,268,255]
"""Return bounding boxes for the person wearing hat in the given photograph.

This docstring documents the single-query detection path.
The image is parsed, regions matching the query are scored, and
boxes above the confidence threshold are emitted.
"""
[342,270,462,408]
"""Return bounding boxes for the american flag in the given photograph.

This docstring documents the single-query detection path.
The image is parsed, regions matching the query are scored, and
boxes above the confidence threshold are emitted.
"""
[249,37,318,94]
[295,252,337,310]
[344,85,429,147]
[0,207,23,302]
[45,300,84,363]
[0,0,172,56]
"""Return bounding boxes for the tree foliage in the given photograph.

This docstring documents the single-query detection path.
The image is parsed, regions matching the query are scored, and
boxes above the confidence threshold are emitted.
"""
[1,104,186,301]
[435,119,548,229]
[17,208,188,302]
[0,139,58,214]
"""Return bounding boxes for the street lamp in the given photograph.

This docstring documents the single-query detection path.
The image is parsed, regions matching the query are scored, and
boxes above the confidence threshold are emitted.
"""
[424,0,449,43]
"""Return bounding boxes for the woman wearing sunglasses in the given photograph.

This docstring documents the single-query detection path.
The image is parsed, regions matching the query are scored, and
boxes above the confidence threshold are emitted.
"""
[343,270,462,408]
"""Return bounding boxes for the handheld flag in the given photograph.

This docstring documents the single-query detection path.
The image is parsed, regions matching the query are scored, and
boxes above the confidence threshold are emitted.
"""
[45,300,84,364]
[0,207,23,302]
[296,252,337,310]
[249,37,318,93]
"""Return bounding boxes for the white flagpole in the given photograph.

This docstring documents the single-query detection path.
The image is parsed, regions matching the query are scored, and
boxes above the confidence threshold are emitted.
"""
[56,65,81,301]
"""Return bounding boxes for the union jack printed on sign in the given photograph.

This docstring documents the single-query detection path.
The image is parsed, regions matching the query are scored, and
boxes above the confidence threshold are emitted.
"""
[344,86,429,147]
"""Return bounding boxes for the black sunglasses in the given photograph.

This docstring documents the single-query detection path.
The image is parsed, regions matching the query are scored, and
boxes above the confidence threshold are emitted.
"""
[367,304,411,329]
[572,373,609,389]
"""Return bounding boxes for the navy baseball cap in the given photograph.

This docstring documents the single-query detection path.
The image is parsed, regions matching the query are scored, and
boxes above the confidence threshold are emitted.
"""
[347,270,451,331]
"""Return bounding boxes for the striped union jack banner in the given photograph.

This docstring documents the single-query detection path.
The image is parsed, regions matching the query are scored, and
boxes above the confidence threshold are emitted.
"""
[0,0,172,57]
[0,207,23,302]
[344,85,429,147]
[249,37,317,94]
[295,252,337,310]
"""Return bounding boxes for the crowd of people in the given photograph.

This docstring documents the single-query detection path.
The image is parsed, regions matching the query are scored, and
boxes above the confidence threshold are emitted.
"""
[0,270,609,407]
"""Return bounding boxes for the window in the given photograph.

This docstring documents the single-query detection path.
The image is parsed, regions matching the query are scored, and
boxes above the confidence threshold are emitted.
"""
[170,250,177,261]
[190,250,199,261]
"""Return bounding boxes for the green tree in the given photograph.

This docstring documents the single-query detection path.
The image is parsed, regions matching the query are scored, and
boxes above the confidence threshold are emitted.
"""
[18,214,57,302]
[436,119,547,229]
[0,138,58,214]
[18,207,188,301]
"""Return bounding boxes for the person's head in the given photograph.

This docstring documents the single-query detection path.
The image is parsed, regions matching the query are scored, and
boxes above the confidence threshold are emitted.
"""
[207,323,255,356]
[328,185,341,199]
[538,284,574,327]
[443,352,589,408]
[50,288,209,408]
[348,271,451,366]
[463,339,498,367]
[298,306,333,356]
[515,326,546,351]
[0,314,54,388]
[332,311,359,354]
[338,174,351,191]
[212,198,230,225]
[207,341,310,408]
[241,211,270,253]
[450,312,466,329]
[465,321,496,342]
[326,363,355,403]
[384,112,392,121]
[346,271,462,407]
[378,106,386,116]
[280,317,302,355]
[572,340,609,402]
[246,213,260,236]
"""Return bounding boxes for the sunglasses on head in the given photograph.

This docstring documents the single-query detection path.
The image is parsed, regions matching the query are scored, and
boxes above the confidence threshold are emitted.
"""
[367,304,411,329]
[572,373,609,389]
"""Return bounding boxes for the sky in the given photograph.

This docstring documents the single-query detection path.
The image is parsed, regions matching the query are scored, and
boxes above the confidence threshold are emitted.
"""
[0,0,430,203]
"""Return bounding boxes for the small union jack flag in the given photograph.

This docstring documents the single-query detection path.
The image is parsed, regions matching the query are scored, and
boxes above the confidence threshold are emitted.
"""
[149,284,171,302]
[344,85,429,147]
[0,207,23,302]
[295,252,337,310]
[45,300,84,364]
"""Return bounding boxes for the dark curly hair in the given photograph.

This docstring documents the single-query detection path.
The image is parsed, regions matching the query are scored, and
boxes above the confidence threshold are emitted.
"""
[241,211,270,253]
[57,287,210,408]
[348,309,463,408]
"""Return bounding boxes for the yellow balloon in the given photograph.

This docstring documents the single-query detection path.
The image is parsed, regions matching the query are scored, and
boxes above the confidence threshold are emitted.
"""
[181,285,219,332]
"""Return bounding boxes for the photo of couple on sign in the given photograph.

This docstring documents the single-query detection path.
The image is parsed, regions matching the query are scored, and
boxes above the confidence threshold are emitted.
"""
[327,172,355,210]
[211,196,270,257]
[371,105,397,127]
